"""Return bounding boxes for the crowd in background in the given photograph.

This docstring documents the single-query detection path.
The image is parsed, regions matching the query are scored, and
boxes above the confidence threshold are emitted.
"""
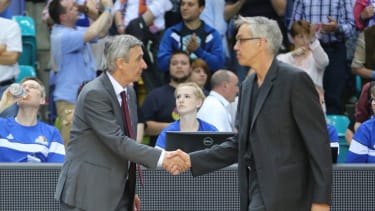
[1,0,375,164]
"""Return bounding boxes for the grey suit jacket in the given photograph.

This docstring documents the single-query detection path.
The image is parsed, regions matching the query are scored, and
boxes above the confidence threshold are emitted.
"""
[190,59,332,211]
[55,73,162,210]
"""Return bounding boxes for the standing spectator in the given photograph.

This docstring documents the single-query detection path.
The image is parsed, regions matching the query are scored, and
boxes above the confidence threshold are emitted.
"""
[290,0,355,114]
[142,51,192,146]
[157,0,225,73]
[0,1,22,118]
[353,0,375,31]
[0,77,65,163]
[155,82,217,149]
[197,69,239,132]
[48,0,113,145]
[277,20,329,88]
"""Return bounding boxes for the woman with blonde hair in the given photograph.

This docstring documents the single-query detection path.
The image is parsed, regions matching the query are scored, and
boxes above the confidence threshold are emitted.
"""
[155,82,218,149]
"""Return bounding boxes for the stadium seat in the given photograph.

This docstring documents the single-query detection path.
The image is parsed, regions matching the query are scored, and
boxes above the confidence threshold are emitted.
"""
[326,115,350,163]
[16,65,37,83]
[12,16,38,70]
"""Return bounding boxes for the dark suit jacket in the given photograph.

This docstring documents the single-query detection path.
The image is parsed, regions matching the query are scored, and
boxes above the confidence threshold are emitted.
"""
[190,59,332,211]
[55,73,162,210]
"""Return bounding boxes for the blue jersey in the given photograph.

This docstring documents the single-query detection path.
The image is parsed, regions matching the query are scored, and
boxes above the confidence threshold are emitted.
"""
[0,118,65,163]
[155,118,218,149]
[346,117,375,163]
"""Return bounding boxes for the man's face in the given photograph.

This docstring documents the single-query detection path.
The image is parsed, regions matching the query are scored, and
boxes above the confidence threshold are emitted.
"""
[233,24,262,67]
[169,53,191,83]
[60,0,80,24]
[18,80,45,107]
[121,46,147,83]
[180,0,203,23]
[225,74,239,103]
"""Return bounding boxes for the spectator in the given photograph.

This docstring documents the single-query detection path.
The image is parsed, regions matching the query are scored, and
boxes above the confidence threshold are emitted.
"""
[48,0,113,145]
[197,69,239,132]
[189,58,210,95]
[200,0,230,64]
[353,0,375,31]
[354,82,375,131]
[346,85,375,163]
[351,24,375,81]
[277,20,329,88]
[0,77,65,163]
[142,51,192,146]
[157,0,225,74]
[290,0,355,114]
[155,82,217,149]
[225,0,288,81]
[112,0,173,91]
[0,3,22,118]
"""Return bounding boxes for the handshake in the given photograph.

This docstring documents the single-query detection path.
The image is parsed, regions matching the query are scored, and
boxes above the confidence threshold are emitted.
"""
[162,150,191,175]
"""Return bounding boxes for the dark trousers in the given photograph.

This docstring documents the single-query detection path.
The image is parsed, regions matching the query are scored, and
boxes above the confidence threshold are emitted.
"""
[323,42,348,114]
[248,170,266,211]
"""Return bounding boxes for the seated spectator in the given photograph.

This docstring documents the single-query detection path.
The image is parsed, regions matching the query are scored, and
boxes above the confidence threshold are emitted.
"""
[277,20,329,88]
[189,58,210,95]
[0,77,65,163]
[155,82,217,149]
[197,69,238,132]
[346,85,375,163]
[157,0,225,74]
[354,82,375,131]
[142,51,192,146]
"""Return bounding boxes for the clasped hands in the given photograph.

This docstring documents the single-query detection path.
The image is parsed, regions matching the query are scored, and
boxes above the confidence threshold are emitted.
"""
[162,149,191,175]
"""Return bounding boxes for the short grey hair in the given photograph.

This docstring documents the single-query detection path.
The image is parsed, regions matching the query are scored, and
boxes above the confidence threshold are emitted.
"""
[235,16,282,55]
[102,35,143,72]
[211,69,232,89]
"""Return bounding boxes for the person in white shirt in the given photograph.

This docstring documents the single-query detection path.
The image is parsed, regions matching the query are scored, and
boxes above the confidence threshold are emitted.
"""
[197,69,238,132]
[277,20,329,88]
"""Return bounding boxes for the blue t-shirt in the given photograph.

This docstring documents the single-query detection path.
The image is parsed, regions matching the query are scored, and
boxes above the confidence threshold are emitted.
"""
[0,118,65,163]
[346,117,375,163]
[155,118,218,149]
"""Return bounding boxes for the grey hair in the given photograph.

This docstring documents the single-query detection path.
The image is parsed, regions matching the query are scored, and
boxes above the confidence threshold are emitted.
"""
[102,35,143,72]
[211,69,232,89]
[235,16,282,55]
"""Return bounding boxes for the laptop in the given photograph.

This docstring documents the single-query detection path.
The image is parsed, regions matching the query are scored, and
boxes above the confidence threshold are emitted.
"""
[165,131,235,153]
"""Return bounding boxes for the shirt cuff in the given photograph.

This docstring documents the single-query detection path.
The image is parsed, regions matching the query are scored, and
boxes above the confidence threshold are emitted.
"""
[157,149,166,167]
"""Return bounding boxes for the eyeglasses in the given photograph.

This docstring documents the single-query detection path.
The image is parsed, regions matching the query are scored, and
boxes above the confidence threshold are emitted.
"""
[235,37,261,45]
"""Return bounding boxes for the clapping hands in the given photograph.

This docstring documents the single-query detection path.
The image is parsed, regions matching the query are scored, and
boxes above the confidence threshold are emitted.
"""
[162,149,191,175]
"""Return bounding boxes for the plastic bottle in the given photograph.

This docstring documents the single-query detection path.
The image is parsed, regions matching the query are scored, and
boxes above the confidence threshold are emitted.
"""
[9,83,26,97]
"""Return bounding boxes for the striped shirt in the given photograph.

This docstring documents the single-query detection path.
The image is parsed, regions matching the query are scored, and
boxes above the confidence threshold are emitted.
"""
[0,118,65,163]
[290,0,355,43]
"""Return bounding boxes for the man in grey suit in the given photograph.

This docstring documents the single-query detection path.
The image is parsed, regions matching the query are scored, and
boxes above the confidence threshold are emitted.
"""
[171,16,332,211]
[55,35,186,211]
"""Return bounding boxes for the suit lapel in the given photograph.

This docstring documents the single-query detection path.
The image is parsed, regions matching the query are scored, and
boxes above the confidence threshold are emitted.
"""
[100,73,126,130]
[250,59,278,130]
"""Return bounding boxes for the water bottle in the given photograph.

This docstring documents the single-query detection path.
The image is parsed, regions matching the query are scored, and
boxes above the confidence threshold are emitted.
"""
[9,83,26,98]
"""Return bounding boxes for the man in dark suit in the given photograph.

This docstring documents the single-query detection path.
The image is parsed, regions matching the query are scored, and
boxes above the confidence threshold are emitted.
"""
[171,16,332,211]
[55,35,186,211]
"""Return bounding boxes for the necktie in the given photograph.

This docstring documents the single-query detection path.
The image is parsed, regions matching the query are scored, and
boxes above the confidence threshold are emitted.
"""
[120,91,143,211]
